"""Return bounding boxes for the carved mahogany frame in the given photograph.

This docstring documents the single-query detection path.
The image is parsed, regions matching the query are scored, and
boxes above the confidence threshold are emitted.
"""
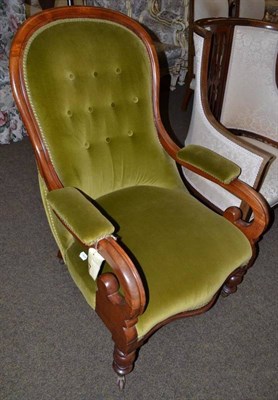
[10,7,270,387]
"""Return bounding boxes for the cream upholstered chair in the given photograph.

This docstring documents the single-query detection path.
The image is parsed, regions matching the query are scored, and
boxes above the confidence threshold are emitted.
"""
[194,0,229,19]
[10,7,269,388]
[183,18,278,215]
[182,0,229,108]
[182,0,267,109]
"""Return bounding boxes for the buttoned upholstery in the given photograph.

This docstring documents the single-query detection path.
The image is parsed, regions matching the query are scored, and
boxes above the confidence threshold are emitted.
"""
[25,19,183,199]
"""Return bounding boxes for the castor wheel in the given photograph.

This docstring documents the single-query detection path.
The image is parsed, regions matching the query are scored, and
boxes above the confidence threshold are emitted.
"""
[116,375,126,391]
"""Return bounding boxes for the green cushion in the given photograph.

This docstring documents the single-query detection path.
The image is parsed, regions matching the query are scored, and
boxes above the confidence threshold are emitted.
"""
[94,186,250,338]
[177,145,241,184]
[46,187,115,247]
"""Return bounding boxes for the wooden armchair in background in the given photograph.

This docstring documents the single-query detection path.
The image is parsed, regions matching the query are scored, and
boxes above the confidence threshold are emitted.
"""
[182,0,267,110]
[182,18,278,217]
[229,0,265,18]
[182,0,230,110]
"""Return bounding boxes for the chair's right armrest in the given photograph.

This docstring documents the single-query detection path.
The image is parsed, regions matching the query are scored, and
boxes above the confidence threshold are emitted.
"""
[176,145,270,244]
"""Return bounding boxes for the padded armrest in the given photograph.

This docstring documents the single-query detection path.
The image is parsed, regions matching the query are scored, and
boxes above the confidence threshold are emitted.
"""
[47,187,114,247]
[177,144,241,184]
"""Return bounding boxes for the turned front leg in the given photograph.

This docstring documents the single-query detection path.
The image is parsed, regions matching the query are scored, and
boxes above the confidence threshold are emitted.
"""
[113,346,137,390]
[221,267,247,297]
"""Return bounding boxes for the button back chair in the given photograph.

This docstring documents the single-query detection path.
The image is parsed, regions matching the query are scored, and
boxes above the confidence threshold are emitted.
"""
[183,18,278,216]
[10,7,269,388]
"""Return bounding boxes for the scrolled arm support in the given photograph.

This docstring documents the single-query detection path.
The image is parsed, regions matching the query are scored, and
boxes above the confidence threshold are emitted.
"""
[97,236,146,317]
[220,180,270,243]
[96,236,146,352]
[47,187,146,351]
[175,145,270,244]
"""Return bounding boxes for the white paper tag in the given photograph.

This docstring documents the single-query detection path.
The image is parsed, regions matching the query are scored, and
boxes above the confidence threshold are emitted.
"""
[79,251,88,261]
[88,248,105,280]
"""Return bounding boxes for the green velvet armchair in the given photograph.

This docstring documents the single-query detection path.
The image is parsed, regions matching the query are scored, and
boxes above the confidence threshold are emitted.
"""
[10,6,270,389]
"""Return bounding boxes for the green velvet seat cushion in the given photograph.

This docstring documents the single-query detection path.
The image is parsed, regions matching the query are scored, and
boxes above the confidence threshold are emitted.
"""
[64,185,252,339]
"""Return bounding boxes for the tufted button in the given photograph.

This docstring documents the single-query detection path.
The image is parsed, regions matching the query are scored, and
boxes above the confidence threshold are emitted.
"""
[92,71,98,78]
[111,102,116,108]
[128,130,134,137]
[115,67,122,74]
[105,137,111,143]
[84,141,90,149]
[67,110,72,117]
[132,97,139,103]
[88,106,93,113]
[68,73,75,80]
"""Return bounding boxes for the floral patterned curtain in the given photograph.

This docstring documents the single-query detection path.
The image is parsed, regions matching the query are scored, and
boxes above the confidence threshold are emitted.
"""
[0,0,26,144]
[86,0,190,90]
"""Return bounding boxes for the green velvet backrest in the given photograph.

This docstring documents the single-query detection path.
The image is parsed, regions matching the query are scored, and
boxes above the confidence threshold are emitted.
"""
[23,18,182,199]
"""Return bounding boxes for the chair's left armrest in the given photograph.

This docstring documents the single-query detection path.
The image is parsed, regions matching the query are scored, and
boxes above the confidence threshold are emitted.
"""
[46,187,115,247]
[46,187,146,317]
[176,144,270,244]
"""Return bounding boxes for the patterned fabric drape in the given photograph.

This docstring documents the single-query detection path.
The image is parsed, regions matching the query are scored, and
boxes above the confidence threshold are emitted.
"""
[265,0,278,22]
[0,0,26,144]
[86,0,190,90]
